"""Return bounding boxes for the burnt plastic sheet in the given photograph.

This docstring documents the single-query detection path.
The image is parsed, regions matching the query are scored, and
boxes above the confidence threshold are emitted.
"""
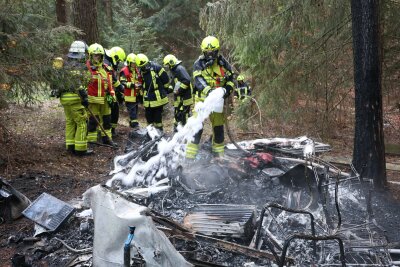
[22,193,75,232]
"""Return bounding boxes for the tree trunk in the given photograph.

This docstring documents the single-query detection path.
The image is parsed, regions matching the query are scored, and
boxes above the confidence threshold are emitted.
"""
[55,0,67,25]
[351,0,386,188]
[103,0,113,26]
[72,0,99,44]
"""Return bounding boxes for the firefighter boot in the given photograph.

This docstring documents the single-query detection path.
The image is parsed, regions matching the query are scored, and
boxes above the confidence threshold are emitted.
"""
[67,145,75,154]
[75,149,94,156]
[102,136,118,147]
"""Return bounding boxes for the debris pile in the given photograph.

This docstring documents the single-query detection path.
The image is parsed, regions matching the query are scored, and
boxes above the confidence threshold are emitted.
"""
[2,89,400,266]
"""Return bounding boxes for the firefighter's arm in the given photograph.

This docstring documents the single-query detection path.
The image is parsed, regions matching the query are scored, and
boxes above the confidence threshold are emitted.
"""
[193,61,212,96]
[158,66,170,90]
[175,66,191,95]
[119,71,133,89]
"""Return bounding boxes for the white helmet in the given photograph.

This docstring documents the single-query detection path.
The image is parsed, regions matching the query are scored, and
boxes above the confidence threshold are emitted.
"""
[67,40,88,59]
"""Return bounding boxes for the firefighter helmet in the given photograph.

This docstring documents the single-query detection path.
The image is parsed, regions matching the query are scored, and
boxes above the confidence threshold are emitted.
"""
[201,36,220,52]
[110,46,126,64]
[52,57,64,69]
[67,40,88,59]
[88,43,105,66]
[237,75,245,81]
[163,54,181,68]
[126,53,137,65]
[135,53,149,68]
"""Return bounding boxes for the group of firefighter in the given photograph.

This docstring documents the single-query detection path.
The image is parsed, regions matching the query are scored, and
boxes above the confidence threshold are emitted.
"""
[51,36,251,159]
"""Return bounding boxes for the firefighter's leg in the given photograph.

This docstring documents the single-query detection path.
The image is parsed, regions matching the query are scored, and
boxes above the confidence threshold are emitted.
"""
[71,103,88,152]
[110,101,119,136]
[173,107,180,132]
[182,105,191,126]
[144,107,153,125]
[126,101,139,128]
[185,110,203,159]
[152,106,164,131]
[87,103,100,142]
[210,112,225,157]
[63,104,76,152]
[100,102,113,143]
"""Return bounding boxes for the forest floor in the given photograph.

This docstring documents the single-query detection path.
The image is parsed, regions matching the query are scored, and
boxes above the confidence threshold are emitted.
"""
[0,98,400,266]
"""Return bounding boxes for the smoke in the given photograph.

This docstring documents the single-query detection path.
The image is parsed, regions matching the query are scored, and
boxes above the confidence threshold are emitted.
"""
[107,87,226,187]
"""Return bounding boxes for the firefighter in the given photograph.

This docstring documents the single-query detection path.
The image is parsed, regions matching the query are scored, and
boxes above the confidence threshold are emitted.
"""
[120,53,142,129]
[163,54,193,132]
[104,46,126,137]
[85,43,117,146]
[50,41,92,156]
[135,53,169,131]
[185,36,235,159]
[235,75,251,101]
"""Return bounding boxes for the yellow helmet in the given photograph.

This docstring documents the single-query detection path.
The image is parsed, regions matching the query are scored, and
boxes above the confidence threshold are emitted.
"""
[126,53,137,66]
[52,57,64,70]
[135,53,149,68]
[88,43,104,55]
[201,36,220,52]
[163,54,181,68]
[110,46,126,64]
[88,43,105,66]
[237,75,245,81]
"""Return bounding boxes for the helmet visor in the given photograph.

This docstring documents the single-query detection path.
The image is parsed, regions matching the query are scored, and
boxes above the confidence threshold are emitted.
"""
[204,50,218,60]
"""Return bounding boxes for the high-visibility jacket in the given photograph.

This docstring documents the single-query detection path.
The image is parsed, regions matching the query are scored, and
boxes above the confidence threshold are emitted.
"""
[235,82,251,100]
[85,60,114,104]
[104,55,123,90]
[120,66,142,103]
[193,55,235,102]
[140,62,169,108]
[169,64,193,107]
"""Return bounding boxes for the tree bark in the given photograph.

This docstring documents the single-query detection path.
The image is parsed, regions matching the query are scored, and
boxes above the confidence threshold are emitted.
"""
[56,0,67,25]
[351,0,386,188]
[72,0,99,44]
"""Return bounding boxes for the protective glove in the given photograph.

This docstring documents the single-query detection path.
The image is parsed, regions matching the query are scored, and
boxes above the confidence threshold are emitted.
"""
[167,85,174,94]
[81,98,89,108]
[116,91,124,104]
[106,94,114,105]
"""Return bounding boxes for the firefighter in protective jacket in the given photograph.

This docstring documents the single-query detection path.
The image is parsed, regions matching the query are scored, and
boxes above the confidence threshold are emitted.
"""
[50,49,92,156]
[186,36,235,159]
[120,53,142,128]
[85,43,116,146]
[104,46,126,136]
[163,54,193,131]
[235,74,251,101]
[135,53,169,131]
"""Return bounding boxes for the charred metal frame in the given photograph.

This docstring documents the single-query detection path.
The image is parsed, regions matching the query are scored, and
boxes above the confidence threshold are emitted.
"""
[278,234,346,267]
[255,203,317,257]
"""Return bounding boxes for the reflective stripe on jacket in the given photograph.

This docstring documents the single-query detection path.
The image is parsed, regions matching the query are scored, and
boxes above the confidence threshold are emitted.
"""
[170,64,193,107]
[120,66,142,102]
[86,60,114,104]
[193,55,235,102]
[141,62,169,108]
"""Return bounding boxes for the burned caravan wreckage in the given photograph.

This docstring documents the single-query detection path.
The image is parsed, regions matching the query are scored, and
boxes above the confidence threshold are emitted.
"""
[78,128,397,267]
[4,89,399,266]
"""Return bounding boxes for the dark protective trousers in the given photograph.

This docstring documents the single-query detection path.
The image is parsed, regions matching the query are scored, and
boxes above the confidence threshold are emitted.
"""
[144,106,163,130]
